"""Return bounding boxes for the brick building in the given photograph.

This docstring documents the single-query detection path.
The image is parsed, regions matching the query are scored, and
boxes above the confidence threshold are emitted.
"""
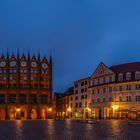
[0,52,52,120]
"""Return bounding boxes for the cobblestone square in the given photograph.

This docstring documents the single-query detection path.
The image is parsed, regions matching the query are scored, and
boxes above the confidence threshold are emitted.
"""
[0,120,140,140]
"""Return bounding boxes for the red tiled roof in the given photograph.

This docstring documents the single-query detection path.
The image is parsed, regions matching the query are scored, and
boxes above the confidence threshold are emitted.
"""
[110,62,140,73]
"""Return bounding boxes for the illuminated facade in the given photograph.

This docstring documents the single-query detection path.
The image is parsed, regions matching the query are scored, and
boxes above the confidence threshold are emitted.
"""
[69,77,92,119]
[0,52,52,120]
[90,62,140,119]
[53,87,73,119]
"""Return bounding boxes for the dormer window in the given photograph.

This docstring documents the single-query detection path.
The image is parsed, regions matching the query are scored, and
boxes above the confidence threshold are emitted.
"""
[99,70,104,74]
[126,72,131,81]
[118,73,123,81]
[135,71,140,80]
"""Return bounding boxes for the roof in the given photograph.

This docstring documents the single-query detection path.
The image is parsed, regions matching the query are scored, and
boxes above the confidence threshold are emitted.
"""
[110,62,140,74]
[64,87,74,96]
[74,76,90,83]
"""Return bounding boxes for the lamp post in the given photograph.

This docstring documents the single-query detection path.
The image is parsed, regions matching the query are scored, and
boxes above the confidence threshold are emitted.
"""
[48,108,52,119]
[16,108,20,119]
[112,105,118,119]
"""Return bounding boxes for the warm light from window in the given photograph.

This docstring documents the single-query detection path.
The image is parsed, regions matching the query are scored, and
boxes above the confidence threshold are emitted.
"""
[112,105,118,110]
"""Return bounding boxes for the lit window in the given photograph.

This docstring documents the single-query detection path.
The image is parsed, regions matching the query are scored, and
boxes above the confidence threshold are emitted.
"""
[4,76,6,81]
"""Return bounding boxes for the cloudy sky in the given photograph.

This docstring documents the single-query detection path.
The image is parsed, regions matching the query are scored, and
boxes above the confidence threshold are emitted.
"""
[0,0,140,92]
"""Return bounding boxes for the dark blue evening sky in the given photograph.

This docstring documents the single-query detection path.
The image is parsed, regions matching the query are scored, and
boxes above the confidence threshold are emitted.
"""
[0,0,140,92]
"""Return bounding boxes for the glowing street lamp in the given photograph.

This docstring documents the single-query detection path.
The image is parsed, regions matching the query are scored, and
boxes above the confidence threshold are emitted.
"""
[48,108,52,112]
[67,108,71,112]
[112,105,118,110]
[16,108,20,112]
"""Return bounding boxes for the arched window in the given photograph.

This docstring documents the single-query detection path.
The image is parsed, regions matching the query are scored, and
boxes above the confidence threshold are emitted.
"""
[126,72,131,81]
[118,73,123,81]
[135,71,140,80]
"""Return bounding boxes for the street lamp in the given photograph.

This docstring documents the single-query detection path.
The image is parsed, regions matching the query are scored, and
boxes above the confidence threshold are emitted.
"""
[48,108,52,112]
[112,105,118,119]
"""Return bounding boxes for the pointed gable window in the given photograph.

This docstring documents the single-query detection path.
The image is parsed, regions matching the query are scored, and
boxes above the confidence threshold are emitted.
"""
[118,73,123,81]
[135,71,140,80]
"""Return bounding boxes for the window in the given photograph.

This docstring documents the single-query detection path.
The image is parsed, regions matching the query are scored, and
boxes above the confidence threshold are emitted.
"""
[85,94,87,99]
[10,76,13,80]
[24,76,27,81]
[119,86,123,91]
[4,76,6,81]
[0,69,2,74]
[135,71,140,80]
[85,88,87,92]
[126,72,131,81]
[75,84,78,88]
[119,97,122,102]
[118,73,123,81]
[97,89,100,94]
[85,101,87,107]
[99,70,104,74]
[103,78,106,83]
[70,97,73,101]
[79,102,82,108]
[30,76,33,81]
[75,103,78,108]
[9,94,16,103]
[126,85,131,91]
[31,94,37,104]
[103,98,106,102]
[81,95,84,99]
[109,76,112,82]
[0,94,5,103]
[75,90,78,94]
[135,84,140,90]
[103,88,106,93]
[19,94,26,103]
[136,96,140,102]
[109,87,112,93]
[109,97,113,102]
[126,96,131,102]
[92,90,94,95]
[81,89,84,93]
[81,82,84,86]
[41,94,48,104]
[85,81,87,85]
[97,98,100,102]
[75,96,78,100]
[97,79,100,84]
[70,103,73,108]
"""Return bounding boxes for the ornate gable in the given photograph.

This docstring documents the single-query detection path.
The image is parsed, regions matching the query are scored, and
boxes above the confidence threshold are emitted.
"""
[91,62,114,79]
[20,53,27,61]
[10,53,16,61]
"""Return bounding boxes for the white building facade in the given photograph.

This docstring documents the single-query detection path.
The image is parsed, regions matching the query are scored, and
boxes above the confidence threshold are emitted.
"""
[69,77,92,119]
[90,62,140,119]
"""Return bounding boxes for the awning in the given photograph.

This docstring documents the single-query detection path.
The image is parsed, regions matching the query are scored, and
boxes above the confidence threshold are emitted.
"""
[118,109,130,113]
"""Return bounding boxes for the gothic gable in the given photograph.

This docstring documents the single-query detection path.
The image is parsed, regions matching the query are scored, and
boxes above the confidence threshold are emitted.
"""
[91,62,114,78]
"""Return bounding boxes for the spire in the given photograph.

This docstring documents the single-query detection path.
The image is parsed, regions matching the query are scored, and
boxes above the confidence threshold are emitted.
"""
[49,50,52,64]
[7,48,9,60]
[28,51,30,60]
[32,53,36,60]
[38,51,40,61]
[50,54,52,64]
[1,53,4,58]
[17,49,20,60]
